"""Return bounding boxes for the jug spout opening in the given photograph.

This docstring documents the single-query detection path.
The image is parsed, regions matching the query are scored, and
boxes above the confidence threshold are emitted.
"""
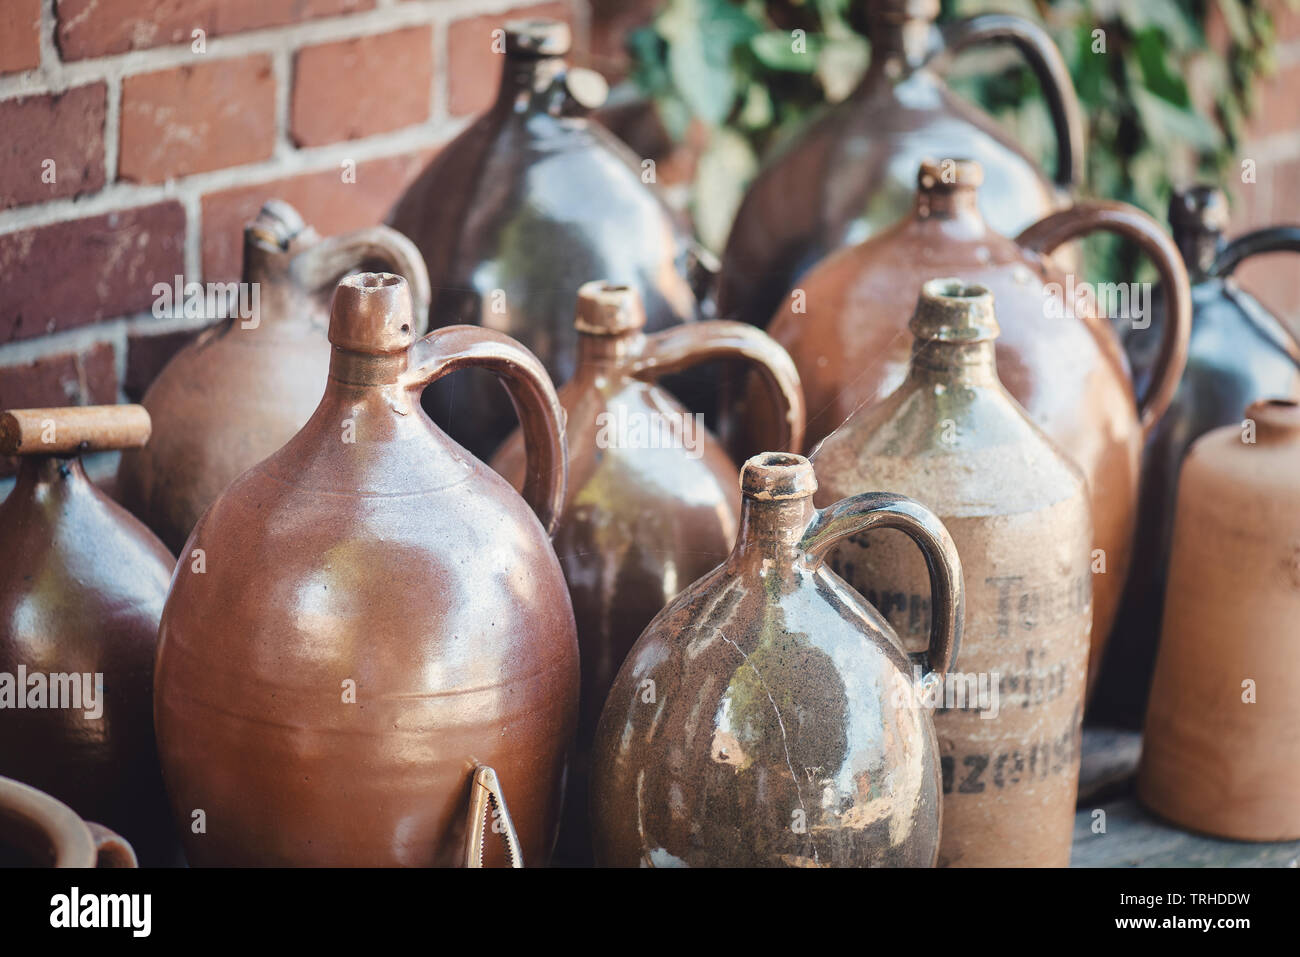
[1246,398,1300,442]
[1169,185,1227,276]
[735,453,818,558]
[915,159,985,224]
[328,272,417,357]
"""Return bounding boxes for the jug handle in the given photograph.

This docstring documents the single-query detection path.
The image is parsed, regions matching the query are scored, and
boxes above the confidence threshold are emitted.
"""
[462,765,524,868]
[1016,202,1192,436]
[800,492,963,684]
[296,226,433,334]
[86,822,138,868]
[934,14,1085,191]
[1210,225,1300,279]
[629,321,807,455]
[402,326,568,534]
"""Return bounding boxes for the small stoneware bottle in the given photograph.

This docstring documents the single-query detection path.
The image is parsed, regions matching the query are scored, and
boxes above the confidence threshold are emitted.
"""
[492,281,805,863]
[154,273,578,867]
[1138,399,1300,841]
[812,280,1092,866]
[116,200,431,553]
[590,452,963,867]
[0,776,136,868]
[759,158,1191,697]
[388,18,710,459]
[0,405,175,866]
[1098,187,1300,727]
[717,0,1084,327]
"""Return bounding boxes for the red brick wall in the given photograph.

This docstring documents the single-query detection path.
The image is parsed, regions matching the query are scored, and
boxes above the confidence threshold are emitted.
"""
[0,0,589,437]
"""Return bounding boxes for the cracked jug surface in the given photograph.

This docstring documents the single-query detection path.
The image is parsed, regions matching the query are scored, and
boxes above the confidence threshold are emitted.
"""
[388,19,707,460]
[0,405,176,867]
[717,0,1084,327]
[492,281,805,863]
[812,280,1091,866]
[590,452,963,867]
[758,159,1190,699]
[153,273,578,866]
[116,201,431,554]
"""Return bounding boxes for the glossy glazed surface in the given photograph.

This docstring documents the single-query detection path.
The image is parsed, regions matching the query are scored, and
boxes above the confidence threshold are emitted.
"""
[154,274,578,866]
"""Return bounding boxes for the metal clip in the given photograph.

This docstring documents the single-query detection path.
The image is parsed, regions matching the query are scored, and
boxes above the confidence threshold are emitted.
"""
[463,764,524,868]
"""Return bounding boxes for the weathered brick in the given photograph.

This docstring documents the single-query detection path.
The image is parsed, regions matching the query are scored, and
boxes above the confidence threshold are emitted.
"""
[0,84,107,210]
[0,0,40,74]
[124,326,206,400]
[1246,59,1300,140]
[0,202,186,343]
[447,2,574,117]
[56,0,375,61]
[0,341,117,408]
[291,26,433,147]
[119,55,276,184]
[199,150,435,282]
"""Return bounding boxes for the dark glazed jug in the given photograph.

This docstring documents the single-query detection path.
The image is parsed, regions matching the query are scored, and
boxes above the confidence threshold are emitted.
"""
[717,0,1084,327]
[154,273,578,867]
[1098,187,1300,727]
[590,452,963,867]
[387,18,709,459]
[762,159,1191,696]
[0,776,137,868]
[0,406,175,867]
[491,281,805,862]
[812,281,1091,867]
[117,201,431,554]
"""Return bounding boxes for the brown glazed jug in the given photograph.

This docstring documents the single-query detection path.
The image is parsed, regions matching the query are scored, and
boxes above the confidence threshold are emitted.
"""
[812,280,1091,866]
[491,281,805,863]
[387,18,711,460]
[0,776,137,868]
[154,273,578,866]
[717,0,1084,327]
[1138,399,1300,841]
[590,452,963,867]
[762,159,1191,695]
[0,406,175,867]
[117,200,431,554]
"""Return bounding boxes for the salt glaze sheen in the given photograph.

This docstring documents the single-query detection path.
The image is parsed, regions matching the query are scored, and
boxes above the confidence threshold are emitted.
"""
[154,273,578,866]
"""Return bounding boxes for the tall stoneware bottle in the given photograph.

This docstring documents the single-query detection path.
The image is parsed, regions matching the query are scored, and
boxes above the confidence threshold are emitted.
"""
[812,280,1092,866]
[388,18,709,459]
[590,452,964,867]
[154,273,578,866]
[1138,399,1300,841]
[1098,188,1300,727]
[761,158,1190,696]
[117,201,431,553]
[0,405,176,866]
[492,281,805,863]
[718,0,1084,327]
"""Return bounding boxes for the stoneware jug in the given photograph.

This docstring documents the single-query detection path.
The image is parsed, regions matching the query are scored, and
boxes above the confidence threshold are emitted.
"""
[492,281,805,862]
[1097,187,1300,728]
[387,18,711,460]
[812,280,1092,867]
[590,452,963,867]
[154,273,578,867]
[0,405,175,867]
[0,776,136,868]
[761,159,1191,696]
[1138,399,1300,841]
[717,0,1084,327]
[116,200,432,554]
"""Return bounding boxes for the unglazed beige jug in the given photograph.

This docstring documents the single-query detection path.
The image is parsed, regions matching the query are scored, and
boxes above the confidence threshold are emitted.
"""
[1138,398,1300,841]
[153,273,577,867]
[812,280,1091,866]
[117,201,431,553]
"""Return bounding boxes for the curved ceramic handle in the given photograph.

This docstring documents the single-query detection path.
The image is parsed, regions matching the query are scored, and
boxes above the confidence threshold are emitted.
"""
[85,822,138,868]
[297,226,433,334]
[1211,225,1300,278]
[1016,202,1192,436]
[463,765,524,868]
[630,321,806,454]
[402,326,567,534]
[800,492,963,682]
[936,14,1085,189]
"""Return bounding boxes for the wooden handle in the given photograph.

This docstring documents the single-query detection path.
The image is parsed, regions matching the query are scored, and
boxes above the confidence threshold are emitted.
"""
[0,405,152,456]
